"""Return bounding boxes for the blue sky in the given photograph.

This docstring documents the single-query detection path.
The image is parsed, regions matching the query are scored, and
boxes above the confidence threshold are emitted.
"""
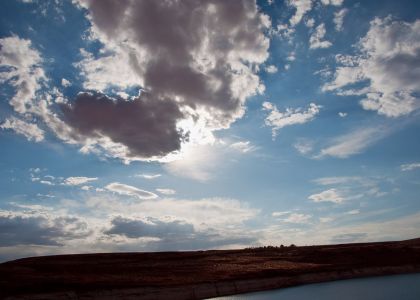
[0,0,419,261]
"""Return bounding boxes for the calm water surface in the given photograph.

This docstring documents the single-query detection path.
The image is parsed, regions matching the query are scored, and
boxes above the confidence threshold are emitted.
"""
[211,273,420,300]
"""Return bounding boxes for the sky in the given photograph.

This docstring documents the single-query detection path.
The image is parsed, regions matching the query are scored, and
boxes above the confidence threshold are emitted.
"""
[0,0,419,262]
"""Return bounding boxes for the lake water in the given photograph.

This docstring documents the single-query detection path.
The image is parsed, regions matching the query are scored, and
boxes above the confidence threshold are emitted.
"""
[211,273,420,300]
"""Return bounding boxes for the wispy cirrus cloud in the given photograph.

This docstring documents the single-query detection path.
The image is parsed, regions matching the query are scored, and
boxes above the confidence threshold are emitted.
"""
[316,126,390,159]
[401,163,420,171]
[105,182,158,200]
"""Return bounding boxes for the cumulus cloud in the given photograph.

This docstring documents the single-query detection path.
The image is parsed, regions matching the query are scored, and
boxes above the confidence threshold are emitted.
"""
[263,102,321,137]
[62,92,185,159]
[288,0,313,27]
[66,0,270,162]
[317,126,389,158]
[323,17,420,117]
[265,65,278,73]
[308,188,344,203]
[338,112,347,117]
[63,176,98,186]
[0,210,90,246]
[1,117,44,142]
[401,163,420,171]
[320,0,343,6]
[0,36,46,114]
[61,78,71,87]
[105,182,158,200]
[105,216,194,239]
[334,8,348,31]
[309,23,332,49]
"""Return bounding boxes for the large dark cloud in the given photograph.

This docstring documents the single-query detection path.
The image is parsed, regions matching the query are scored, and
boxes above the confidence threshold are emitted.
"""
[0,214,90,246]
[105,217,195,239]
[105,216,257,250]
[62,92,186,158]
[70,0,269,160]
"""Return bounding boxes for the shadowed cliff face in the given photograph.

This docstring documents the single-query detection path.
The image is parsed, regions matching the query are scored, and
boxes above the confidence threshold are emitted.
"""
[1,239,420,299]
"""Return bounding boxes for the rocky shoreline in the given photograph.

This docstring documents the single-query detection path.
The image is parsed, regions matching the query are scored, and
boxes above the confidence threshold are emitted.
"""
[2,239,420,299]
[5,265,420,300]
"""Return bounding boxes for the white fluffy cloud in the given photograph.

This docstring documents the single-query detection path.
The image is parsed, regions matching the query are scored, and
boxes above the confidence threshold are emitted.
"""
[265,65,278,74]
[0,36,46,114]
[1,117,44,142]
[323,17,420,117]
[309,23,332,49]
[288,0,313,27]
[334,8,348,31]
[308,188,344,203]
[320,0,343,6]
[263,102,321,137]
[105,182,158,200]
[63,176,98,186]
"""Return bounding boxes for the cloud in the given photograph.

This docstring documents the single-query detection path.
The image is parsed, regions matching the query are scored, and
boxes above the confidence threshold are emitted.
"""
[105,216,194,239]
[401,162,420,171]
[288,0,313,27]
[265,65,278,74]
[347,209,360,215]
[331,233,367,244]
[272,211,290,217]
[105,182,158,200]
[334,8,348,31]
[312,175,390,201]
[293,138,314,155]
[0,36,46,114]
[283,213,312,223]
[0,210,90,246]
[61,78,71,87]
[156,188,176,195]
[319,217,334,223]
[263,102,321,138]
[313,176,362,185]
[66,0,270,162]
[62,92,185,159]
[134,173,162,180]
[1,117,44,142]
[40,180,54,186]
[309,23,332,49]
[320,0,343,6]
[317,126,389,158]
[229,141,257,154]
[338,112,347,117]
[308,188,344,203]
[323,17,420,117]
[63,176,98,186]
